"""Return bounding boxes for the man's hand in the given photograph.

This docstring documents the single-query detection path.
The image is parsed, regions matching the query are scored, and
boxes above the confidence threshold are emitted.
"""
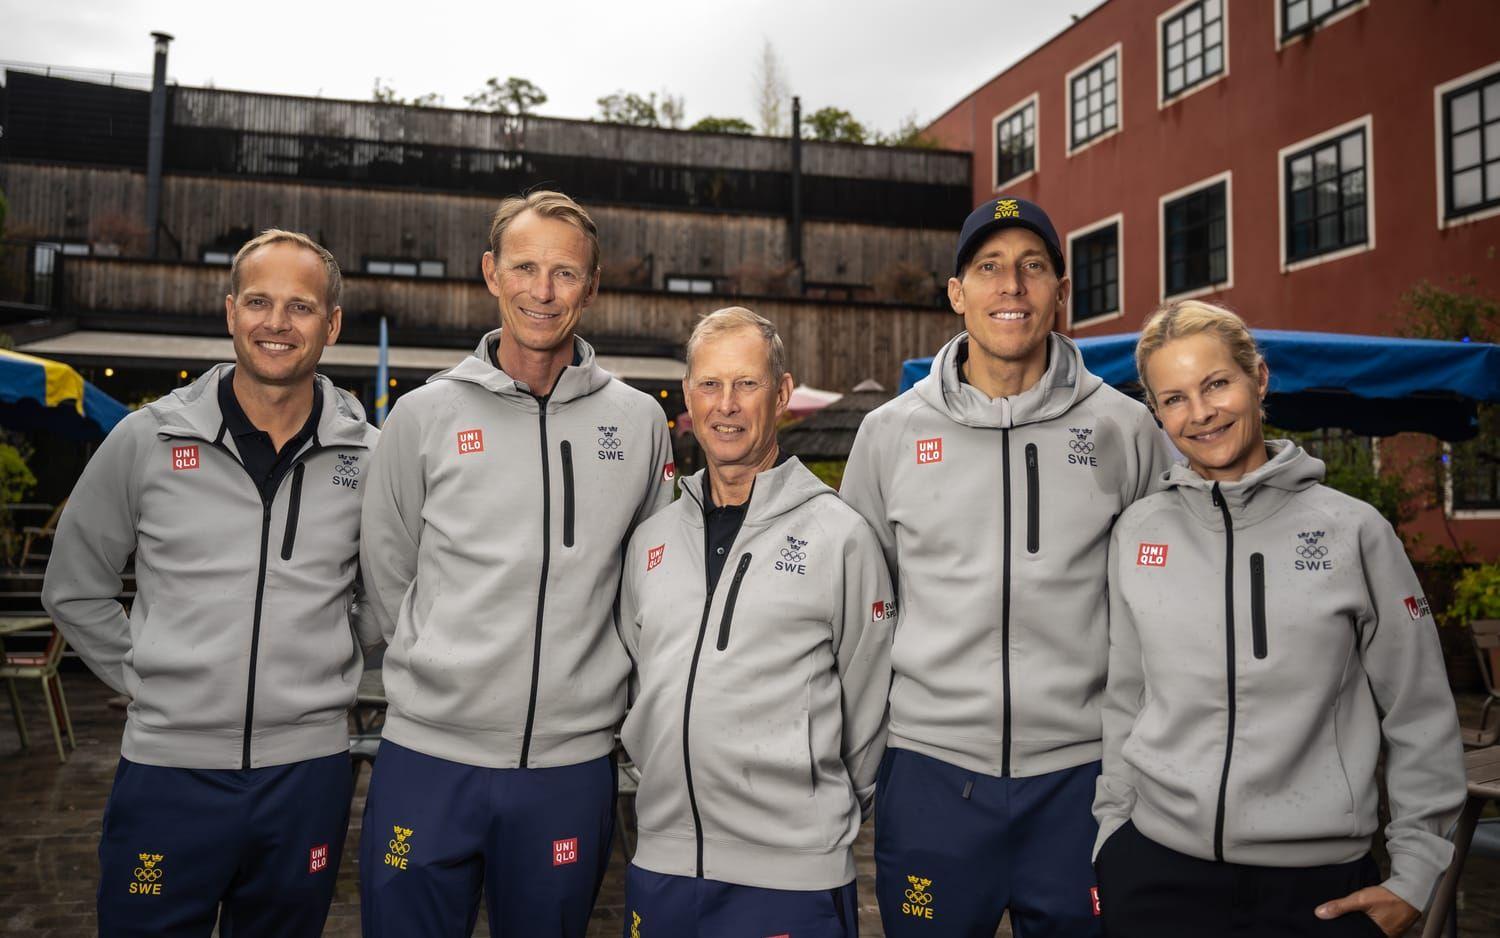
[1315,886,1418,937]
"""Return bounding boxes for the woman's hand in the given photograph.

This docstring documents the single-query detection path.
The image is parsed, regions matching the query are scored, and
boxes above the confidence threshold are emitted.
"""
[1315,886,1419,937]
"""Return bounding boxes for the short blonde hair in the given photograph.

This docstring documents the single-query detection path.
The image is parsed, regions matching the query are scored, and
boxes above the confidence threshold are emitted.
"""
[230,229,342,311]
[488,190,600,285]
[685,306,787,379]
[1135,299,1264,409]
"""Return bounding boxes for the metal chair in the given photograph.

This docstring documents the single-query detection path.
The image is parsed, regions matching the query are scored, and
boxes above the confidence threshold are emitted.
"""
[1461,620,1500,748]
[0,626,75,762]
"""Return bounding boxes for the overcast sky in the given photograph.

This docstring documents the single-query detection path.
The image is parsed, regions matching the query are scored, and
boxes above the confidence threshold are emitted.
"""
[1,0,1106,133]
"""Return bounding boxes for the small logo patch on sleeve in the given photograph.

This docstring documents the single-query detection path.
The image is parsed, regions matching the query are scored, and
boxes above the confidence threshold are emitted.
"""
[647,544,665,572]
[872,600,896,621]
[1136,543,1168,567]
[1403,595,1431,620]
[456,429,484,454]
[308,843,329,873]
[552,837,578,866]
[663,461,676,482]
[171,445,199,471]
[916,437,943,464]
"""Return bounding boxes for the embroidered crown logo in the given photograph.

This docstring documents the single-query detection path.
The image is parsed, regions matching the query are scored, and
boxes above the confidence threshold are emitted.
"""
[597,426,621,449]
[1295,530,1327,558]
[1068,427,1095,454]
[994,199,1020,219]
[780,535,808,562]
[384,825,414,871]
[903,875,936,919]
[130,853,165,894]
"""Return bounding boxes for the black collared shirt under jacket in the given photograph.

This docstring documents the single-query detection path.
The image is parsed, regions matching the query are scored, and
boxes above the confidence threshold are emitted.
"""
[217,366,323,499]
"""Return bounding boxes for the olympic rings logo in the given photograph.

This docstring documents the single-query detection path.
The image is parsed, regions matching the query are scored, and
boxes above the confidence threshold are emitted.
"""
[388,839,412,856]
[1069,439,1095,454]
[780,548,807,562]
[335,462,360,476]
[598,436,622,449]
[133,867,163,882]
[1296,545,1328,559]
[904,887,933,905]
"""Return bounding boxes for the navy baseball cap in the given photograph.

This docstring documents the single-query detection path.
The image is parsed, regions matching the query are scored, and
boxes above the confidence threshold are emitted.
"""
[954,196,1066,279]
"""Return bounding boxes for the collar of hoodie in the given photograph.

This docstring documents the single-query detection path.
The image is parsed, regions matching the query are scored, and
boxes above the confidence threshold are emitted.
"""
[677,456,833,530]
[914,331,1103,429]
[429,328,612,407]
[149,363,373,450]
[1163,439,1326,528]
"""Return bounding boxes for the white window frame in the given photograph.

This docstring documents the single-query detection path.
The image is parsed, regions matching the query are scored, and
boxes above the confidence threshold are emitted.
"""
[1274,0,1370,52]
[1157,0,1230,110]
[1277,114,1376,273]
[991,92,1040,191]
[1433,60,1500,230]
[1443,442,1500,520]
[1065,212,1124,331]
[1158,169,1234,302]
[1065,42,1123,158]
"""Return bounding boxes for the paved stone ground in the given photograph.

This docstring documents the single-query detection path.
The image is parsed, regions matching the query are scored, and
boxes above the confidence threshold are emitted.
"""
[2,674,1496,937]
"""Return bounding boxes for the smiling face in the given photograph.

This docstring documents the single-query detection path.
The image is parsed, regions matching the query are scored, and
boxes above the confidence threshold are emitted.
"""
[948,226,1067,373]
[1144,331,1271,482]
[684,327,791,475]
[481,209,597,355]
[224,241,341,387]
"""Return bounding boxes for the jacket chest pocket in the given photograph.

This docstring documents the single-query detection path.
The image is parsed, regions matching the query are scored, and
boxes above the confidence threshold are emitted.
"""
[560,440,575,549]
[715,553,753,651]
[1025,442,1039,554]
[1250,552,1267,659]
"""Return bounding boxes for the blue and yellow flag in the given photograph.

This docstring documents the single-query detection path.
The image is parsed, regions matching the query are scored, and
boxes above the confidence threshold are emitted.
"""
[374,316,390,427]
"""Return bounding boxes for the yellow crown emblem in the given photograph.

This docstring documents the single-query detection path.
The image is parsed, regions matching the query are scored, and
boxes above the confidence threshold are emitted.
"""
[137,853,163,869]
[994,199,1020,220]
[393,826,412,843]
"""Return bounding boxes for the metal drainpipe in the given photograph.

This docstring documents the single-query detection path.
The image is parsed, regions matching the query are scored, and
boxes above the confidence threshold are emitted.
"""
[145,31,173,259]
[789,95,803,288]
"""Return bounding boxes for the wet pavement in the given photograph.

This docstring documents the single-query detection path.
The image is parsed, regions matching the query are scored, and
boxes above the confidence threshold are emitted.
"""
[2,674,1495,937]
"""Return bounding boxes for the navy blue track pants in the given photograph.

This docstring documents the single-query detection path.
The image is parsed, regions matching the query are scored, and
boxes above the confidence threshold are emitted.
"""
[623,864,858,938]
[96,752,352,938]
[874,749,1103,938]
[358,741,615,938]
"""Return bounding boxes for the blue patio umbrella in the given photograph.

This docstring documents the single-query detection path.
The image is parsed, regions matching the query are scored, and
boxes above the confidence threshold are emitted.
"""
[0,348,129,440]
[900,330,1500,441]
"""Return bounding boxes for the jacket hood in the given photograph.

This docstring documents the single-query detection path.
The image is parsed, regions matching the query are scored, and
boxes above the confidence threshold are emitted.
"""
[913,332,1103,428]
[1164,439,1325,527]
[678,456,833,528]
[429,328,613,405]
[150,363,374,449]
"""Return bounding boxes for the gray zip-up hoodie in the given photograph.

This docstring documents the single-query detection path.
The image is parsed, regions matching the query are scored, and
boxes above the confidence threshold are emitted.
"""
[361,329,674,769]
[618,458,895,890]
[42,365,379,770]
[841,332,1172,778]
[1094,441,1465,909]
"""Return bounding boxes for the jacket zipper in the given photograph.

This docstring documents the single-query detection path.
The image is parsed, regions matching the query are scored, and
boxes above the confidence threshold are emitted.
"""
[715,553,752,651]
[279,463,305,561]
[1211,483,1237,861]
[1025,442,1040,554]
[682,515,720,877]
[519,402,551,768]
[561,440,575,549]
[1001,429,1013,776]
[1250,553,1267,659]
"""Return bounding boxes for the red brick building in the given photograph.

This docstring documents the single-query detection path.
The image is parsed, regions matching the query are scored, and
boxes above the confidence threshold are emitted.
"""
[926,0,1500,558]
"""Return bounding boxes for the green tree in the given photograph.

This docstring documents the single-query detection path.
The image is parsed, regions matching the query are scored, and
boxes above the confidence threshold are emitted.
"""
[877,113,941,149]
[690,116,755,135]
[659,93,686,130]
[371,77,401,104]
[597,90,660,126]
[465,77,547,116]
[1395,276,1498,343]
[804,106,867,144]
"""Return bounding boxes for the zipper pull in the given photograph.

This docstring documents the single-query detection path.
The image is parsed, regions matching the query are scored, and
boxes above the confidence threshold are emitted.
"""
[1211,482,1223,508]
[1026,446,1037,470]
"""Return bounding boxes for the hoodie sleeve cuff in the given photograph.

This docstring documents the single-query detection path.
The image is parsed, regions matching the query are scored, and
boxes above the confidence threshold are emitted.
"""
[1382,851,1448,914]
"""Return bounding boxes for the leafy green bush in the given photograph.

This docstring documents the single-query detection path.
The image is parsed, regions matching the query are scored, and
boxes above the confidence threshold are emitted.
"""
[1444,563,1500,626]
[805,460,847,491]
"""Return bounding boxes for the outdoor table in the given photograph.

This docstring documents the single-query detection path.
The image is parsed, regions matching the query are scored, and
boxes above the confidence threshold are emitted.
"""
[0,615,55,659]
[1421,745,1500,938]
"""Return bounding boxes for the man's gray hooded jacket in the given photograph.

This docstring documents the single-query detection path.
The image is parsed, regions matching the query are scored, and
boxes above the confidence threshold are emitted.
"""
[42,365,380,770]
[840,332,1172,777]
[618,459,895,890]
[1095,441,1466,910]
[360,330,674,769]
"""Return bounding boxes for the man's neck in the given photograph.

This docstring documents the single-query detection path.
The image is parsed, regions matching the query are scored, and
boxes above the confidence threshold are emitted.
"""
[497,332,574,398]
[231,369,315,451]
[961,338,1050,400]
[707,445,779,508]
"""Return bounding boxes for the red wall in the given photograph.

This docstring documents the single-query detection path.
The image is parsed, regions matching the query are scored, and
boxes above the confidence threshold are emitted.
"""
[926,0,1500,557]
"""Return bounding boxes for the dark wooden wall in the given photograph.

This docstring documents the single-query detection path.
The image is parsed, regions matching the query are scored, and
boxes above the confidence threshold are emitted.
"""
[58,257,962,392]
[1,162,955,298]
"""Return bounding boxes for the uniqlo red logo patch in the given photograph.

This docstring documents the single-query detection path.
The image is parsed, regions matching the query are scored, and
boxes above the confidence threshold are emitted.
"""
[1137,543,1168,567]
[553,837,578,866]
[171,445,200,471]
[663,461,676,482]
[1090,885,1101,915]
[915,437,943,464]
[456,428,484,454]
[646,544,665,572]
[1404,595,1431,620]
[308,843,329,874]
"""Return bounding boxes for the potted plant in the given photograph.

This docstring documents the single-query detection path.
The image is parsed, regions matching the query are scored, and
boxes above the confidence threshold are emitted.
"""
[1446,563,1500,687]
